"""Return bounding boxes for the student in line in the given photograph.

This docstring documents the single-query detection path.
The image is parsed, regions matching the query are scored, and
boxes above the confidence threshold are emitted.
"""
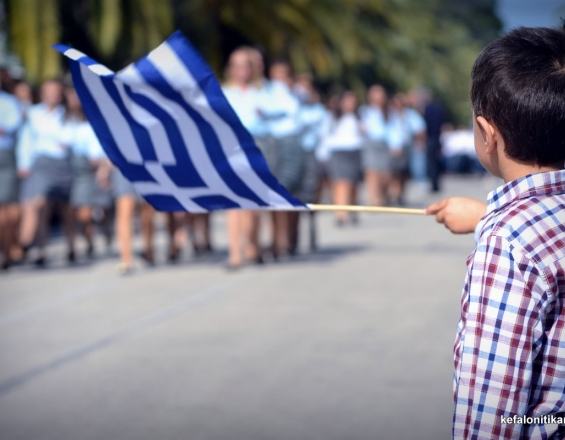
[223,47,264,269]
[295,73,327,252]
[264,60,303,258]
[0,83,23,269]
[325,91,364,225]
[361,85,390,206]
[17,79,74,266]
[61,86,107,260]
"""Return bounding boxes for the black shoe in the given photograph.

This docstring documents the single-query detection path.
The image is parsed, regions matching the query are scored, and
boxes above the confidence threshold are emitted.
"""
[33,256,47,268]
[253,255,265,266]
[67,250,77,264]
[167,248,180,264]
[225,262,242,272]
[1,259,11,271]
[140,250,155,266]
[86,244,95,259]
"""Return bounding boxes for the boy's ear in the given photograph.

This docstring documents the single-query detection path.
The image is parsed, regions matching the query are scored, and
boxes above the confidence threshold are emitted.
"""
[475,116,497,153]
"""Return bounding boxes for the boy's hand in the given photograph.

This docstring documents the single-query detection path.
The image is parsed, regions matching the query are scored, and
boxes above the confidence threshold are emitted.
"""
[426,197,487,234]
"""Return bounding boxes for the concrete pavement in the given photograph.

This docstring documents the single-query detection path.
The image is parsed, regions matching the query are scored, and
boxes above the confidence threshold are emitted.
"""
[0,176,498,440]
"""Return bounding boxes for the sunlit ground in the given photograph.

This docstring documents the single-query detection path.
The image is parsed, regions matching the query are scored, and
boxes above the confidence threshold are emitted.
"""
[0,175,498,440]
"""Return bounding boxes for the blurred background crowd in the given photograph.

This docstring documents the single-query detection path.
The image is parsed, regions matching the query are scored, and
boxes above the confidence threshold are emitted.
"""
[0,0,562,274]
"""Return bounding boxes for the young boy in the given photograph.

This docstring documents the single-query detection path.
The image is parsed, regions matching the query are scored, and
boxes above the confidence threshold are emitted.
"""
[427,27,565,439]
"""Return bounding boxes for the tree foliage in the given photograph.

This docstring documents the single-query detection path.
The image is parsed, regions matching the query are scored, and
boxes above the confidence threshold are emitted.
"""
[5,0,501,122]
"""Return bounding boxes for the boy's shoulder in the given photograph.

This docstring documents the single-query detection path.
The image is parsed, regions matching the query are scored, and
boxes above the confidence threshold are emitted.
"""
[482,191,565,272]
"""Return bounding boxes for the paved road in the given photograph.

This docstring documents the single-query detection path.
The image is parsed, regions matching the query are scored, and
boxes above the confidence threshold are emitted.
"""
[0,176,498,440]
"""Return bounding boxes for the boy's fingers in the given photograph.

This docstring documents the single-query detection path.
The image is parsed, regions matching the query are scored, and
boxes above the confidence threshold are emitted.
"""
[426,199,448,215]
[435,210,447,224]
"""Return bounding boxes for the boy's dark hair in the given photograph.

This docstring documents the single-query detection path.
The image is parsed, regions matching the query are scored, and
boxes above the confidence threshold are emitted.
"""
[471,26,565,166]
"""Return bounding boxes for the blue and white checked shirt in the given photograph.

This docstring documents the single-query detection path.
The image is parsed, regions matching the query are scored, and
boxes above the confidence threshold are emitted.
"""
[453,170,565,439]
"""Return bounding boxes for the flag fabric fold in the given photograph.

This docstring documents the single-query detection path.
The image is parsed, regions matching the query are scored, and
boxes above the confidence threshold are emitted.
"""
[55,31,305,212]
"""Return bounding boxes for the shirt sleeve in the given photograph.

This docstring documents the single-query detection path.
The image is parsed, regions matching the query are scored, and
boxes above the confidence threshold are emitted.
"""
[408,109,426,134]
[0,97,22,134]
[16,122,35,172]
[453,236,547,439]
[85,126,106,160]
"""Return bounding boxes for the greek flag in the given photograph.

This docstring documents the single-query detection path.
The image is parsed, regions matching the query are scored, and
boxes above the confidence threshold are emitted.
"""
[55,32,305,212]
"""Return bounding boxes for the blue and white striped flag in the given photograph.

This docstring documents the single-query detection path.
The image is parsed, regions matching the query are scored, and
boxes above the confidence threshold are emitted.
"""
[55,31,305,212]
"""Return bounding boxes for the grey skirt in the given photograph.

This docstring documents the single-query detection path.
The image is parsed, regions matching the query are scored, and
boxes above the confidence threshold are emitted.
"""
[23,155,72,202]
[70,155,97,207]
[328,150,362,182]
[299,151,321,203]
[0,149,18,204]
[389,149,410,176]
[362,140,391,172]
[112,170,137,198]
[271,134,305,194]
[255,136,278,177]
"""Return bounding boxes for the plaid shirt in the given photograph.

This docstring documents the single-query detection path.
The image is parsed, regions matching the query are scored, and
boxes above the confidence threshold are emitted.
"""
[453,170,565,439]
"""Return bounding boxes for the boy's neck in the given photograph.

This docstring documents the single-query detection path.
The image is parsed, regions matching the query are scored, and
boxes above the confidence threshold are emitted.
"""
[500,161,561,183]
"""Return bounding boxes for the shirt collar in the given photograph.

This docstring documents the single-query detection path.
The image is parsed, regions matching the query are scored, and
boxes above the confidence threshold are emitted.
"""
[486,169,565,214]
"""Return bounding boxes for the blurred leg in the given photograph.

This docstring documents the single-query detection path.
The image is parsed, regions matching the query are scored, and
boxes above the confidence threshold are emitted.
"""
[364,170,379,205]
[140,203,155,264]
[167,212,187,262]
[227,210,242,267]
[376,172,391,206]
[6,204,22,262]
[61,203,76,262]
[287,211,299,256]
[200,214,211,250]
[333,180,350,223]
[273,211,289,256]
[242,211,261,262]
[77,206,94,255]
[116,195,135,269]
[0,207,8,266]
[20,197,43,249]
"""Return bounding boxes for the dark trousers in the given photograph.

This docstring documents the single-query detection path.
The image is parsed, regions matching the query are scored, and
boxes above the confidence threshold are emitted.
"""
[426,139,442,192]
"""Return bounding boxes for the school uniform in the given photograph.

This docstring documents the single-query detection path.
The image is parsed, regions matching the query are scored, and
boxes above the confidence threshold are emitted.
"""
[404,107,426,180]
[297,102,327,202]
[325,113,364,182]
[260,80,304,194]
[224,82,277,174]
[360,105,390,172]
[61,118,108,208]
[17,104,72,202]
[385,110,411,176]
[0,92,23,204]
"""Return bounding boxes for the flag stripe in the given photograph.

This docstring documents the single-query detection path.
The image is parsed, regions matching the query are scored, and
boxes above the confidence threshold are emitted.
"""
[164,34,301,207]
[120,84,207,188]
[118,66,256,208]
[132,55,268,207]
[69,62,156,183]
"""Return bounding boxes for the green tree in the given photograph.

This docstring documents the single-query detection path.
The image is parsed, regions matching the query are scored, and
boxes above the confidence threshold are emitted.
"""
[5,0,501,122]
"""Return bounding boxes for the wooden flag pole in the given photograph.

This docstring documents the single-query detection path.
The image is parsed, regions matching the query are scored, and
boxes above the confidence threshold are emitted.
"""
[306,203,427,216]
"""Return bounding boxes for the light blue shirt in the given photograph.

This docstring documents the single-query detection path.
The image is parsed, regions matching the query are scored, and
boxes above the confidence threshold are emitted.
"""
[61,119,105,159]
[223,84,268,138]
[0,92,23,151]
[17,103,66,171]
[386,110,409,151]
[386,108,425,151]
[361,105,387,143]
[404,108,426,135]
[323,113,365,152]
[298,103,327,152]
[260,80,301,138]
